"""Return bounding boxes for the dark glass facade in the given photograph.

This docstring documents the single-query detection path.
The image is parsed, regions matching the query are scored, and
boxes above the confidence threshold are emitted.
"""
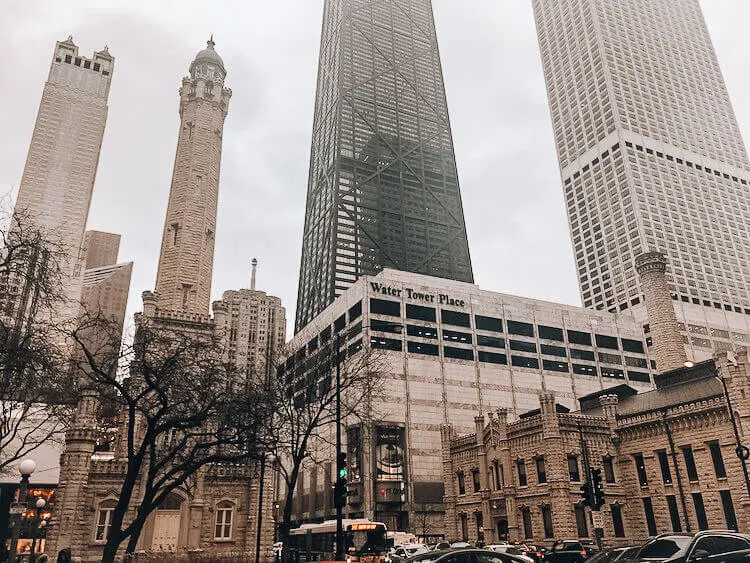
[295,0,474,332]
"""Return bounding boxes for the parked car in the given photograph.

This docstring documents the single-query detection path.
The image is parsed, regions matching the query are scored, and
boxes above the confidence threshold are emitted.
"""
[543,540,598,563]
[585,547,640,563]
[525,545,547,563]
[406,548,530,562]
[394,543,430,558]
[486,544,535,563]
[629,531,750,563]
[450,542,473,549]
[433,542,452,551]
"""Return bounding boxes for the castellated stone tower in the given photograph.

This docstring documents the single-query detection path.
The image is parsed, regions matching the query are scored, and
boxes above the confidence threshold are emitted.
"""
[154,37,231,315]
[635,251,687,373]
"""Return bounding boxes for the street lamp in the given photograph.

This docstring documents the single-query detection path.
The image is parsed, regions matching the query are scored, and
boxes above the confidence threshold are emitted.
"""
[30,497,47,562]
[334,320,402,561]
[9,459,36,559]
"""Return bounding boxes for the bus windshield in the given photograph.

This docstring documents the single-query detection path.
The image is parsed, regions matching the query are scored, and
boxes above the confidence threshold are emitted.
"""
[346,526,388,555]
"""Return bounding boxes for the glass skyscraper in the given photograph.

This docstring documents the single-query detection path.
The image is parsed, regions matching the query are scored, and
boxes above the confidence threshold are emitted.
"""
[295,0,474,332]
[533,0,750,317]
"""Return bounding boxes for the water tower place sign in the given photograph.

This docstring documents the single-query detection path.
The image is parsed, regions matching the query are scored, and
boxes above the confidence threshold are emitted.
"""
[370,282,466,308]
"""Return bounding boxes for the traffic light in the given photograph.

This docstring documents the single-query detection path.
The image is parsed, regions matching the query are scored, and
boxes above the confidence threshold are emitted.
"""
[334,451,348,508]
[334,477,348,508]
[579,481,594,507]
[591,467,605,509]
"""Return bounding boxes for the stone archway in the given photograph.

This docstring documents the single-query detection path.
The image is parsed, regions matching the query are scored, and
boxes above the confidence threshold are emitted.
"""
[150,492,183,551]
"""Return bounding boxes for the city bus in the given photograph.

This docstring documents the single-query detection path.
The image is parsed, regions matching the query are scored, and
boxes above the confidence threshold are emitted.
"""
[286,519,390,562]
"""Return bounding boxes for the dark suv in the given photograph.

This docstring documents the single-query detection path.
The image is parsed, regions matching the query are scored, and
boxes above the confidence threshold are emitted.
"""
[630,531,750,563]
[543,540,598,563]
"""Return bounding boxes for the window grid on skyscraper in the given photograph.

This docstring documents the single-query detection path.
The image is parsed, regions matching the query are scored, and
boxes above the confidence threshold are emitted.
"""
[533,0,750,315]
[296,0,473,332]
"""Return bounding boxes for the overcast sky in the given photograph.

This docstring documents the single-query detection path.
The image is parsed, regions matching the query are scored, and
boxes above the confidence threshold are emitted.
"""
[2,1,749,336]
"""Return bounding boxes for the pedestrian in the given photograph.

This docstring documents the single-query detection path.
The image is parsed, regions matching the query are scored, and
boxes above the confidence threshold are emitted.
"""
[56,548,71,563]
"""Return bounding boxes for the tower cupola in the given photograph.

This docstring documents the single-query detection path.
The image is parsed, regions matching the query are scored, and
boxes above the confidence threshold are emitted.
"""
[189,36,226,80]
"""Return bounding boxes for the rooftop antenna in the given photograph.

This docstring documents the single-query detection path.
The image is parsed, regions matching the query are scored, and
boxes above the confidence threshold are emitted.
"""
[250,258,258,290]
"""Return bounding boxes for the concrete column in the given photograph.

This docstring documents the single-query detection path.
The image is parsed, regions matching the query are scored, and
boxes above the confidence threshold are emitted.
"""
[635,252,686,373]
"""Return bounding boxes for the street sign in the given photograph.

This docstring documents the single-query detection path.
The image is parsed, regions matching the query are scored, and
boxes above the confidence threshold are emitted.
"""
[591,511,603,529]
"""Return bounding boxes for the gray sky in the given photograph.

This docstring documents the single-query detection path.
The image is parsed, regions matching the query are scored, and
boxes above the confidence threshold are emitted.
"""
[2,1,749,336]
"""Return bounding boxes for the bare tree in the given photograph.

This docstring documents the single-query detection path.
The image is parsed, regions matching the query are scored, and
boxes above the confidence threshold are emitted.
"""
[0,204,74,475]
[68,314,272,563]
[263,338,387,550]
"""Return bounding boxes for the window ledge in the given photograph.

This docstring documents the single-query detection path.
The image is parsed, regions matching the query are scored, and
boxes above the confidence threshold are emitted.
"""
[212,538,236,544]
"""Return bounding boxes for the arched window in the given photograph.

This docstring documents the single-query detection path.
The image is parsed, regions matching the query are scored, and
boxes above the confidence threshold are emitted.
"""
[94,499,117,543]
[159,492,182,511]
[214,501,234,540]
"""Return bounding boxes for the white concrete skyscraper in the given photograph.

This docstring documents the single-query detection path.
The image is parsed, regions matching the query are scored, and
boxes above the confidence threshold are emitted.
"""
[533,0,750,359]
[9,37,113,324]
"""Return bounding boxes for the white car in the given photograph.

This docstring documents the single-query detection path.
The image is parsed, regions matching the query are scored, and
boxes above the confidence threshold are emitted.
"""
[486,544,535,563]
[393,543,430,558]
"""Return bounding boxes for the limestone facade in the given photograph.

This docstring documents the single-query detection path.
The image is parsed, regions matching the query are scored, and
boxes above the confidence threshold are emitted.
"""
[154,38,231,316]
[283,268,655,533]
[82,231,121,270]
[47,40,275,560]
[442,351,750,547]
[47,299,276,561]
[11,37,113,325]
[635,252,687,373]
[218,286,286,378]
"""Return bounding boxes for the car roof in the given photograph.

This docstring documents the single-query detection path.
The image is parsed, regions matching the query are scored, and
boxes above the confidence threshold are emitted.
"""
[408,549,526,561]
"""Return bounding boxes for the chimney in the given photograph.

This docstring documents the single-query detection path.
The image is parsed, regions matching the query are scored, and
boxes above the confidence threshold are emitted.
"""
[635,251,686,374]
[250,258,258,290]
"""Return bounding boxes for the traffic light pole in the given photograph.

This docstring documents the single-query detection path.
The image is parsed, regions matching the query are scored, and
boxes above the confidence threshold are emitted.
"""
[335,331,344,561]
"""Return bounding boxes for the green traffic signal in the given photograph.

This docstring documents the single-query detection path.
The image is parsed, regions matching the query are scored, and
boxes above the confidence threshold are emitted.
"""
[339,467,348,478]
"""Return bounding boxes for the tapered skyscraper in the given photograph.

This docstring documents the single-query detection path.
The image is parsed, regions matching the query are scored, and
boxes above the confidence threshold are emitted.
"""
[8,37,113,324]
[154,38,231,315]
[533,0,750,317]
[295,0,474,332]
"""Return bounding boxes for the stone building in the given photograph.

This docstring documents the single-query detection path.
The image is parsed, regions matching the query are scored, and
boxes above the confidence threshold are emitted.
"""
[46,39,276,561]
[217,259,287,378]
[283,267,656,533]
[442,351,750,546]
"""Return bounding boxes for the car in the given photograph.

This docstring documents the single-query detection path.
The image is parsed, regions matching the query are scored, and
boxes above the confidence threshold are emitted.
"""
[394,543,430,558]
[628,531,750,563]
[486,544,535,563]
[433,542,452,551]
[405,548,530,562]
[585,547,639,563]
[450,542,473,549]
[543,540,598,563]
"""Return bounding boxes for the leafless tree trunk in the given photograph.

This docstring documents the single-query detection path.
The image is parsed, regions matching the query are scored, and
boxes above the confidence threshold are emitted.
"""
[262,341,387,556]
[69,314,273,563]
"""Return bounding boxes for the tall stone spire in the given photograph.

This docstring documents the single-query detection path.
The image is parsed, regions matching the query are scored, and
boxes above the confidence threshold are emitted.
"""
[154,38,231,314]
